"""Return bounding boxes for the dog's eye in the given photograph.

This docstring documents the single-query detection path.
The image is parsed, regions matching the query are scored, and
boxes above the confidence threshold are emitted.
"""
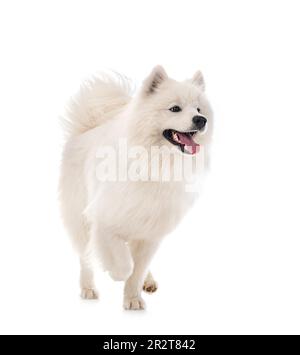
[197,108,201,113]
[169,106,182,113]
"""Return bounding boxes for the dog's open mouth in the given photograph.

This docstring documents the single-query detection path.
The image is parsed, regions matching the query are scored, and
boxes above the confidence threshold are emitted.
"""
[163,129,200,155]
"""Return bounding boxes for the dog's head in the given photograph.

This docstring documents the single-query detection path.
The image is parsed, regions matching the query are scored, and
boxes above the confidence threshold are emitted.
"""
[132,66,213,156]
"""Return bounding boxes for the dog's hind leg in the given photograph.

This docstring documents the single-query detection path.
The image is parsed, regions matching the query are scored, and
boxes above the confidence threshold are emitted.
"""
[143,271,158,293]
[80,255,99,300]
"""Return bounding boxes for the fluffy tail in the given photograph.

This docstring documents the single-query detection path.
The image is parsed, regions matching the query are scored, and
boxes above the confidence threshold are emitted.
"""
[62,72,133,137]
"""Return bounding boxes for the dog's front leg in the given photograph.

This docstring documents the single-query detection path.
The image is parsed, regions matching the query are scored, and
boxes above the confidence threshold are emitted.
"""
[92,224,134,281]
[124,239,159,310]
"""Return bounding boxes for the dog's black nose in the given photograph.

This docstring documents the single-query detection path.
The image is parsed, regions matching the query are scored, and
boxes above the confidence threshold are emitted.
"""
[193,115,207,130]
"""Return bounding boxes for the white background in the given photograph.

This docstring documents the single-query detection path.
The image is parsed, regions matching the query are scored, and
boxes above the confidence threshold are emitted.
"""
[0,0,299,335]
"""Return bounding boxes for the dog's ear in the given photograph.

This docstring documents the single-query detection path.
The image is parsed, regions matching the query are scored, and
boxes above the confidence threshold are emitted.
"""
[143,65,168,94]
[191,70,205,90]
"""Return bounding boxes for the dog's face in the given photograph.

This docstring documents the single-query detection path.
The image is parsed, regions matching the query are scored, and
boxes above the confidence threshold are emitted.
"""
[134,66,213,155]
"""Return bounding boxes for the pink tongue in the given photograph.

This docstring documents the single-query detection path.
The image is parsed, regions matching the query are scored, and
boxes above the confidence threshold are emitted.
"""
[176,132,200,155]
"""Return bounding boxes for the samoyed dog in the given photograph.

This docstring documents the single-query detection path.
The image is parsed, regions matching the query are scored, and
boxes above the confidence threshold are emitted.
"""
[60,66,213,310]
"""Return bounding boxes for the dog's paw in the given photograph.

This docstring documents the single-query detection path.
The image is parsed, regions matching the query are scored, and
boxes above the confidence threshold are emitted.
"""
[81,288,99,300]
[123,296,146,311]
[143,279,158,293]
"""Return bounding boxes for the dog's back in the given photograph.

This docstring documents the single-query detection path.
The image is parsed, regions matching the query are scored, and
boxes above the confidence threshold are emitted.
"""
[59,73,132,252]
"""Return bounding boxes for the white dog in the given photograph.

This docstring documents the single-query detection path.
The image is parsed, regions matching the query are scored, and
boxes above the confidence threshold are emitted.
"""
[59,66,213,310]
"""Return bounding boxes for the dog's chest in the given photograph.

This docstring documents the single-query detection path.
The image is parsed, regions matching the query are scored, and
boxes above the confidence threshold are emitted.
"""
[107,182,194,239]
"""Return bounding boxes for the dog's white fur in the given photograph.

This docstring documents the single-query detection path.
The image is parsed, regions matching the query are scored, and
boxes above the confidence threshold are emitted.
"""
[59,66,213,310]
